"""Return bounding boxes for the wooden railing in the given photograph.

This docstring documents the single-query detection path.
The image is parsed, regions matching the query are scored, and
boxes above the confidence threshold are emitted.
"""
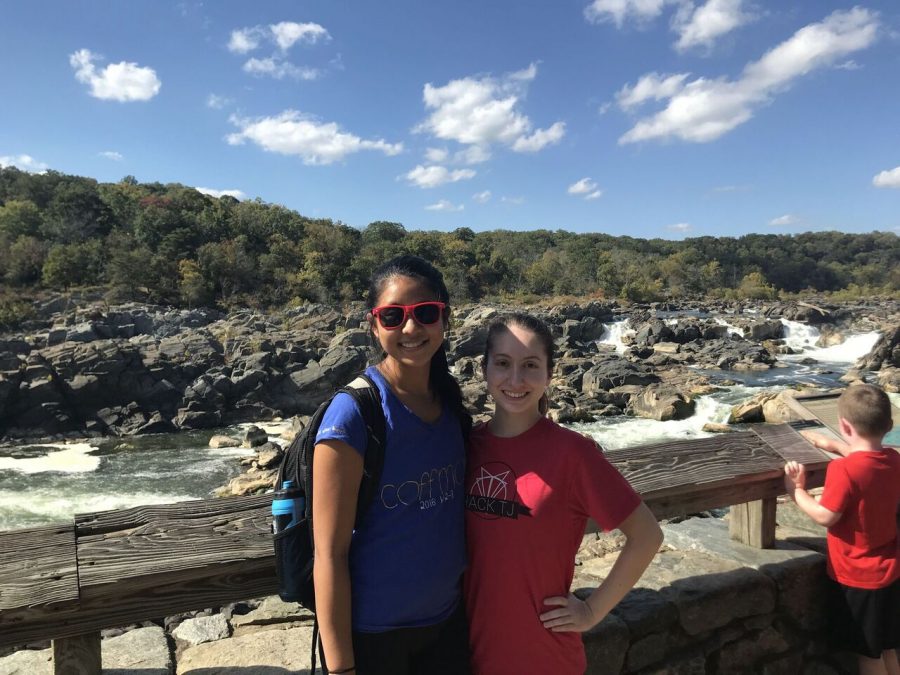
[0,423,831,673]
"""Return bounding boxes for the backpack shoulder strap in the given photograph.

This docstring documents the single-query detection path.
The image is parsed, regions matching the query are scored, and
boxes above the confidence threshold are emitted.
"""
[341,373,387,529]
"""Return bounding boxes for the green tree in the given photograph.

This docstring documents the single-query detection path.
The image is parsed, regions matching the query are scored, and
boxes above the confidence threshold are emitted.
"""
[178,259,212,307]
[105,233,155,300]
[0,199,42,238]
[736,271,778,300]
[5,235,48,284]
[197,237,258,303]
[41,241,103,289]
[41,179,113,244]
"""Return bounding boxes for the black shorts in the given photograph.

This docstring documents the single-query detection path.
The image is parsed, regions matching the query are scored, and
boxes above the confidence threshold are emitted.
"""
[829,578,900,659]
[348,603,471,675]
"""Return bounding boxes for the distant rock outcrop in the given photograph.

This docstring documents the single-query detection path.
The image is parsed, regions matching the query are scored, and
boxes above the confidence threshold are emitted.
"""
[1,297,896,438]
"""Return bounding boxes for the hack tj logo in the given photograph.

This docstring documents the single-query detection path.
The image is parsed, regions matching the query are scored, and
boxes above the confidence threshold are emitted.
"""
[466,462,532,520]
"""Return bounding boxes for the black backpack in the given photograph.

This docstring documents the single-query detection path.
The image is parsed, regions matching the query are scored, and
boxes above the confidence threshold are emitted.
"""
[273,372,387,611]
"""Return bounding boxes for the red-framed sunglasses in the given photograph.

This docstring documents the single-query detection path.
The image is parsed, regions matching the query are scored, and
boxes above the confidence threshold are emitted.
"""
[371,301,447,330]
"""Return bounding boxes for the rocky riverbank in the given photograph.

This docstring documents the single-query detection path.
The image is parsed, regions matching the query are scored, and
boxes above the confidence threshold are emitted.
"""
[1,297,897,441]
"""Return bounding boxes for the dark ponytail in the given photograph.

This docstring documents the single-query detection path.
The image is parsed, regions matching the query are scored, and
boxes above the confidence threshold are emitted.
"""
[368,255,472,438]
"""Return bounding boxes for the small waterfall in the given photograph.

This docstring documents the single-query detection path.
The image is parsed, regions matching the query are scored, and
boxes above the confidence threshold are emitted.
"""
[597,319,635,355]
[714,317,743,337]
[800,332,882,364]
[575,393,738,451]
[780,319,821,351]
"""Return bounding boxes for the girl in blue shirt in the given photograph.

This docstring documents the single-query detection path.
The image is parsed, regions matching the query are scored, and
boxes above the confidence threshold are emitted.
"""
[313,255,472,675]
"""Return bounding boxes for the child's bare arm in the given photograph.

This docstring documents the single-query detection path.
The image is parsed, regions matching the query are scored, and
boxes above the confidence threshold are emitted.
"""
[799,430,850,457]
[784,461,843,527]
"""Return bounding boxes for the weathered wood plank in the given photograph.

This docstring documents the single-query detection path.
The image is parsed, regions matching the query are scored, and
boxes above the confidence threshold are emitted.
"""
[752,424,830,466]
[605,432,785,497]
[76,504,272,595]
[52,632,101,675]
[75,493,272,536]
[0,559,277,648]
[0,524,78,614]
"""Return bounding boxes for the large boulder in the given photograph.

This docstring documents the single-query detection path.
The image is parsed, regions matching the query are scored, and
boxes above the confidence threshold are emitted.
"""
[632,319,675,347]
[856,325,900,371]
[242,425,269,448]
[760,391,804,424]
[582,359,659,393]
[728,392,772,424]
[279,346,369,414]
[744,320,783,341]
[631,385,696,422]
[780,302,831,325]
[562,316,607,343]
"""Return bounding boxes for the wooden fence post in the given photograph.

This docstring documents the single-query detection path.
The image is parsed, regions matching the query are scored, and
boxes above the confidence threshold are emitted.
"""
[52,632,101,675]
[729,498,776,549]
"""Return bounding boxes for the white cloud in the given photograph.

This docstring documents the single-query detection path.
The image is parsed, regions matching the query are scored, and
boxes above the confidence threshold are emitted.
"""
[425,147,449,163]
[586,0,751,51]
[425,199,464,212]
[873,166,900,189]
[416,64,564,154]
[668,222,692,232]
[511,122,567,152]
[206,94,233,109]
[473,190,492,204]
[568,177,603,199]
[99,151,123,161]
[243,57,319,80]
[270,22,330,51]
[0,154,49,173]
[454,145,492,164]
[196,187,247,200]
[769,214,797,226]
[404,165,476,189]
[619,8,879,144]
[674,0,754,52]
[616,72,691,110]
[502,195,525,205]
[834,59,862,70]
[425,145,490,165]
[584,0,671,27]
[69,49,161,102]
[229,22,329,55]
[229,22,330,81]
[228,27,265,54]
[227,111,403,165]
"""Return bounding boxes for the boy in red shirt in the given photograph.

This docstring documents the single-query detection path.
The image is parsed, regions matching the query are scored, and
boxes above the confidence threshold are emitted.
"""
[784,384,900,675]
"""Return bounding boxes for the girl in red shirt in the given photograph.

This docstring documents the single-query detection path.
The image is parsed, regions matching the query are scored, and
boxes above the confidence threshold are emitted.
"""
[464,313,663,675]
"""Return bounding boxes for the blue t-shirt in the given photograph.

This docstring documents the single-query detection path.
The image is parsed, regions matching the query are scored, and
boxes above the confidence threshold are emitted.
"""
[315,366,467,632]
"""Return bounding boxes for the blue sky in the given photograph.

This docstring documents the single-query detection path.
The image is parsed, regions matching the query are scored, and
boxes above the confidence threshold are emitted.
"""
[2,1,899,239]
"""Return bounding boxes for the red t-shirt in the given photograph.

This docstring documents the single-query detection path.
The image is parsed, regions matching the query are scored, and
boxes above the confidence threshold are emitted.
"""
[817,448,900,589]
[464,417,641,675]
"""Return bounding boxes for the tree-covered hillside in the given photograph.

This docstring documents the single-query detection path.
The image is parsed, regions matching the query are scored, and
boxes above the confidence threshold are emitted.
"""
[1,167,898,315]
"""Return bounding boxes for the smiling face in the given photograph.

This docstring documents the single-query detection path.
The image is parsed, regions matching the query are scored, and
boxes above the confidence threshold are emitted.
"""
[370,274,447,371]
[483,322,552,421]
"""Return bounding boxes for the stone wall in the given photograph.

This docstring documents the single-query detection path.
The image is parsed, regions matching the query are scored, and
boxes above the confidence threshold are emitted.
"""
[580,512,847,674]
[0,505,857,674]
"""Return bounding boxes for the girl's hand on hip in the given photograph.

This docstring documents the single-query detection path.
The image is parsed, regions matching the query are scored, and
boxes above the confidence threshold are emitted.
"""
[539,593,597,632]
